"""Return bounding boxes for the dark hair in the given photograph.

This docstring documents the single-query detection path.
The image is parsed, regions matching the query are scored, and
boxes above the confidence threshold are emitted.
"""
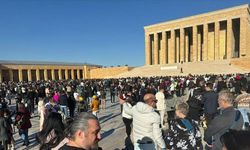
[39,112,65,150]
[220,129,250,150]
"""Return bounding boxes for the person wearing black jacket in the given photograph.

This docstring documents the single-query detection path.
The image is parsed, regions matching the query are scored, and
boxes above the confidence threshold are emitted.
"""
[59,91,69,119]
[202,82,219,126]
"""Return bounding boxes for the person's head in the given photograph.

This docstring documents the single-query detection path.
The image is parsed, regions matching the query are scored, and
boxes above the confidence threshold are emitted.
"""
[17,103,26,113]
[39,112,65,149]
[175,102,189,119]
[67,112,101,150]
[220,129,250,150]
[218,90,234,109]
[143,93,158,108]
[205,82,213,91]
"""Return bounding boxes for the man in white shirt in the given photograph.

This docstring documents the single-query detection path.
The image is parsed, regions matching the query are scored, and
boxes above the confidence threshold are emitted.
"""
[155,87,167,128]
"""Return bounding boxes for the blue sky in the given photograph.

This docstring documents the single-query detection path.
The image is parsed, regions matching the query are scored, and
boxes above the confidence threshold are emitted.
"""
[0,0,249,67]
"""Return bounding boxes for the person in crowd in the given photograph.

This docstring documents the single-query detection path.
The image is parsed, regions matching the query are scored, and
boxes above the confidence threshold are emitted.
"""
[234,86,250,130]
[38,112,67,150]
[155,86,167,128]
[4,109,15,150]
[204,90,244,150]
[100,88,106,110]
[59,90,69,119]
[91,95,100,118]
[59,112,101,150]
[122,93,166,150]
[164,102,202,150]
[202,82,219,126]
[14,103,32,147]
[0,110,9,150]
[120,95,133,149]
[67,92,76,118]
[220,129,250,150]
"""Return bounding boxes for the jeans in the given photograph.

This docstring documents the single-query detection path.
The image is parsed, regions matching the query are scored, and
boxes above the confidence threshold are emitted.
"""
[60,105,69,119]
[18,129,29,145]
[134,142,156,150]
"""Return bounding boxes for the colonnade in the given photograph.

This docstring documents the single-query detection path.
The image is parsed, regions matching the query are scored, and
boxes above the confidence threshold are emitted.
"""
[145,17,248,65]
[0,68,85,82]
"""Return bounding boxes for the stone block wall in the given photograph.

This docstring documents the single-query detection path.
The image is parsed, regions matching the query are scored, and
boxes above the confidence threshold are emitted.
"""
[89,67,133,79]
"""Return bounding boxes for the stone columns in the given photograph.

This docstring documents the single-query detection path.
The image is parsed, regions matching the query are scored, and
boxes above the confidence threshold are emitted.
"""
[185,32,189,62]
[161,31,167,64]
[154,33,159,65]
[44,69,48,81]
[65,69,69,80]
[193,26,198,62]
[71,69,75,79]
[240,17,247,57]
[51,69,55,80]
[203,24,208,61]
[36,69,40,81]
[59,69,62,80]
[180,28,185,63]
[9,69,13,81]
[145,33,151,65]
[27,69,32,81]
[214,21,220,60]
[169,30,175,64]
[77,69,80,79]
[0,69,2,83]
[227,19,232,59]
[18,69,23,82]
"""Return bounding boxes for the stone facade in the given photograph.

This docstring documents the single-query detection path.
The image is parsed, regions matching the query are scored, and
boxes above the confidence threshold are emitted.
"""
[90,66,133,79]
[0,60,100,82]
[144,4,250,66]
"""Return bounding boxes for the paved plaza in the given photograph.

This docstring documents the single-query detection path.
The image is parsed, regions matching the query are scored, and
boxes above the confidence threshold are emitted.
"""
[11,96,126,150]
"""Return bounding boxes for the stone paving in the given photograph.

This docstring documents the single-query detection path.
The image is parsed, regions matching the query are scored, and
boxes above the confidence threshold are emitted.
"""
[12,97,126,150]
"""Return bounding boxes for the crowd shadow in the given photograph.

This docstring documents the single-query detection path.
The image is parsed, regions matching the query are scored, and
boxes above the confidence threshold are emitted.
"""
[99,113,121,124]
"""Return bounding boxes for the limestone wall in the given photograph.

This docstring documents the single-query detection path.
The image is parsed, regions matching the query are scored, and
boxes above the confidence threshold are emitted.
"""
[230,58,250,70]
[89,67,134,79]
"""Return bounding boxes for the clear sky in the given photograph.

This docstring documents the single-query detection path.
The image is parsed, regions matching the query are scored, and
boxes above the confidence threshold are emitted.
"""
[0,0,249,67]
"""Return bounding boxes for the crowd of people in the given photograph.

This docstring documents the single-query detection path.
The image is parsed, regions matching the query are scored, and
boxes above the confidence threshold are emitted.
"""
[0,73,249,149]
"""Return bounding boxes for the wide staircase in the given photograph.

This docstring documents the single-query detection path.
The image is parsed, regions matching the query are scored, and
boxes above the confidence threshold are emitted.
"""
[114,59,249,78]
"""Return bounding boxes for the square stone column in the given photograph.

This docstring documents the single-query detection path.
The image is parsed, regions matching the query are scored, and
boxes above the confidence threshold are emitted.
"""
[51,69,55,80]
[82,69,85,79]
[176,32,180,63]
[240,17,247,57]
[185,33,189,62]
[169,30,175,64]
[27,69,32,81]
[215,22,220,60]
[77,69,80,79]
[0,69,2,83]
[36,69,40,81]
[18,69,23,82]
[44,69,48,81]
[197,30,201,61]
[58,69,62,80]
[203,24,208,61]
[192,26,198,62]
[71,69,75,79]
[180,28,185,63]
[65,69,69,80]
[9,69,13,81]
[161,31,167,64]
[145,33,151,65]
[154,33,159,65]
[227,19,232,59]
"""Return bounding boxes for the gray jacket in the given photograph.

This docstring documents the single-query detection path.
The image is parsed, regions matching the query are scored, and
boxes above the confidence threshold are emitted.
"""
[204,107,243,150]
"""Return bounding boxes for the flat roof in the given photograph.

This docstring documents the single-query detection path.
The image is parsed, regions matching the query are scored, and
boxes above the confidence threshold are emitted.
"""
[144,4,249,29]
[0,60,101,67]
